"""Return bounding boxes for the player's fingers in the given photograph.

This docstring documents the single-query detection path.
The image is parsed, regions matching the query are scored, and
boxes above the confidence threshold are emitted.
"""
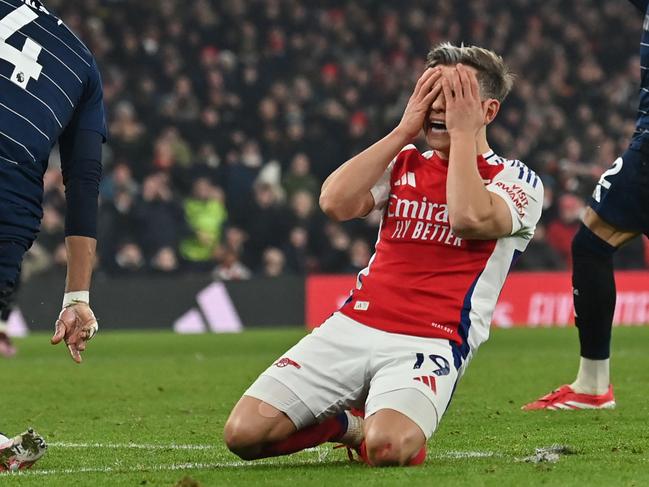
[451,67,462,99]
[413,67,437,97]
[457,64,472,99]
[66,341,82,364]
[412,68,430,97]
[50,321,66,345]
[418,69,443,101]
[422,80,443,105]
[77,339,87,352]
[441,77,453,104]
[86,321,99,341]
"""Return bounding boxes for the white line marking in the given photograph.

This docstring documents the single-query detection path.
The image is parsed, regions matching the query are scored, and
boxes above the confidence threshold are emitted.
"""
[15,451,501,477]
[15,462,254,477]
[49,442,217,450]
[11,445,500,477]
[50,442,496,459]
[433,450,496,459]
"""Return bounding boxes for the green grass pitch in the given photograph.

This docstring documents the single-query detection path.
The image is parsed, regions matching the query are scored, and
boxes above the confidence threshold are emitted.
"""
[2,326,649,486]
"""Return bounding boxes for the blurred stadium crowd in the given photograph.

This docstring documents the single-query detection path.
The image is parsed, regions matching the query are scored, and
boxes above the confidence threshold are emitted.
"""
[28,0,649,281]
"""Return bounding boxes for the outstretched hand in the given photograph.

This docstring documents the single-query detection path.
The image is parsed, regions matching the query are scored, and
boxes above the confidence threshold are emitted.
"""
[396,67,443,141]
[51,303,99,364]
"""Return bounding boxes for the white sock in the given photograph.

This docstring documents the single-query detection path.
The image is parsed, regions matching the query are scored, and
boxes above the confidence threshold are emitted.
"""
[0,319,7,335]
[571,357,610,395]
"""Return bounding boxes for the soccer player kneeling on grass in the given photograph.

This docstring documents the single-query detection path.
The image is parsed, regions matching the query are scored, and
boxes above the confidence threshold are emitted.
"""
[224,43,543,467]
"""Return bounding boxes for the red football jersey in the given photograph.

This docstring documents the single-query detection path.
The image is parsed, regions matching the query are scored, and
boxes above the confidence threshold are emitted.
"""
[340,145,543,364]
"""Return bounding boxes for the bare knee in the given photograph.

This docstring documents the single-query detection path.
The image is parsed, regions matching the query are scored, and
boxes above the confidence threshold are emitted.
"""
[223,416,263,460]
[364,425,425,467]
[223,397,296,460]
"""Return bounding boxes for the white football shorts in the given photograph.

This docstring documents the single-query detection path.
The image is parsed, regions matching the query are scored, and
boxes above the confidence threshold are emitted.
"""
[244,312,460,439]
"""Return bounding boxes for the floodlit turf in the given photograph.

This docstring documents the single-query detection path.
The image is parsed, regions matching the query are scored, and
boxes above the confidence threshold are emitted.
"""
[2,326,649,486]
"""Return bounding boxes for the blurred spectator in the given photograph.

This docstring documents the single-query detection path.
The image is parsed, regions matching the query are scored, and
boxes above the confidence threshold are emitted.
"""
[546,194,585,268]
[98,190,139,273]
[214,249,252,281]
[242,181,291,269]
[283,153,320,200]
[108,102,149,175]
[115,242,145,273]
[180,178,228,270]
[21,243,54,280]
[283,226,310,274]
[133,173,184,269]
[346,238,372,274]
[515,224,564,271]
[39,205,66,259]
[261,247,287,277]
[321,222,352,272]
[100,162,138,202]
[151,247,180,273]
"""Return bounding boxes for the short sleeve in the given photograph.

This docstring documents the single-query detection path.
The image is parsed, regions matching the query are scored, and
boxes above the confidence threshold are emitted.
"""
[369,144,417,211]
[369,159,395,211]
[486,163,544,238]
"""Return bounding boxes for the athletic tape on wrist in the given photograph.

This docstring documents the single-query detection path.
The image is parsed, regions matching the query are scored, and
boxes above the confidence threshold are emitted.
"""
[62,291,90,308]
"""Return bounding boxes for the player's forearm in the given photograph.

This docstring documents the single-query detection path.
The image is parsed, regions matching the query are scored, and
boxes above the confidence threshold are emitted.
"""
[64,236,96,293]
[446,132,495,236]
[320,128,409,220]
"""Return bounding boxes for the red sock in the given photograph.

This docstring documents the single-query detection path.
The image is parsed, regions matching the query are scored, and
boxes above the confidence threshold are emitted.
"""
[359,440,371,465]
[408,446,427,466]
[259,415,345,458]
[358,441,427,466]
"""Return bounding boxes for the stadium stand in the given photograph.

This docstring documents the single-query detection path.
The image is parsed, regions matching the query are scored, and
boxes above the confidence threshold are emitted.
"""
[31,0,649,278]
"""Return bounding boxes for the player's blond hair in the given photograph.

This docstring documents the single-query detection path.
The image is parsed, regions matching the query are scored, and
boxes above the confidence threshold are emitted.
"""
[426,42,514,102]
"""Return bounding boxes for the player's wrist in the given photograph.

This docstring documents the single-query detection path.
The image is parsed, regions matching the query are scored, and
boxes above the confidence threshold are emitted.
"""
[448,128,477,139]
[391,125,415,145]
[62,291,90,308]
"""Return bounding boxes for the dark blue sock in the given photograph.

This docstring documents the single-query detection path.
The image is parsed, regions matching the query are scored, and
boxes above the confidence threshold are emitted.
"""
[572,224,617,360]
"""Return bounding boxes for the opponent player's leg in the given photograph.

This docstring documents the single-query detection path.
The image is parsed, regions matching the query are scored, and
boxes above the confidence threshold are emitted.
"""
[524,144,648,410]
[224,313,368,460]
[0,286,17,358]
[359,335,458,466]
[0,243,26,358]
[570,209,637,395]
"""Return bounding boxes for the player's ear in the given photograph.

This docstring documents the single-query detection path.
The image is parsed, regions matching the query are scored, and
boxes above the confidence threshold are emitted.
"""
[483,99,500,125]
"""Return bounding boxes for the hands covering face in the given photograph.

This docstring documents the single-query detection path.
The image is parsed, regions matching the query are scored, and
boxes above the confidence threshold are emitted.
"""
[398,63,491,141]
[440,64,490,136]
